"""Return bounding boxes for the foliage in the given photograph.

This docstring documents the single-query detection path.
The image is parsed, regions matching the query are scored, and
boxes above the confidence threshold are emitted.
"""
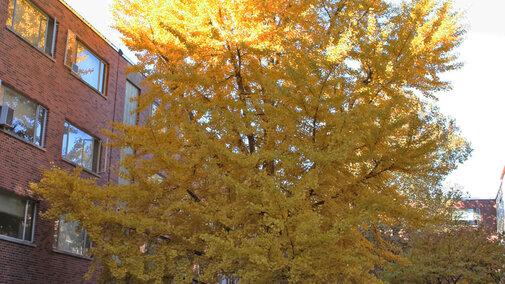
[32,0,470,282]
[374,183,464,253]
[381,227,505,283]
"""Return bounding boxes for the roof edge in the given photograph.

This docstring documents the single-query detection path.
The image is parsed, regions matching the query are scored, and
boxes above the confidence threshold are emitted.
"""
[58,0,136,65]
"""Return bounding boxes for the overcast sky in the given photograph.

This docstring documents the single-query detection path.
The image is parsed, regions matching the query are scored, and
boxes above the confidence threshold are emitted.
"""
[437,0,505,199]
[63,0,505,199]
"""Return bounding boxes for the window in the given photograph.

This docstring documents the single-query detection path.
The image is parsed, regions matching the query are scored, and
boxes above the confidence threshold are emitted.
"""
[118,81,139,185]
[0,189,36,242]
[453,208,481,226]
[149,174,164,183]
[118,147,134,185]
[6,0,57,56]
[500,197,504,232]
[65,31,107,94]
[124,81,139,126]
[62,122,101,173]
[150,99,169,133]
[53,217,91,256]
[0,84,47,147]
[499,197,504,221]
[151,100,159,116]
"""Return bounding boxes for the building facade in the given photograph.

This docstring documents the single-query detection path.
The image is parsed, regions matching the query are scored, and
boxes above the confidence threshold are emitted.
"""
[454,199,497,232]
[0,0,142,282]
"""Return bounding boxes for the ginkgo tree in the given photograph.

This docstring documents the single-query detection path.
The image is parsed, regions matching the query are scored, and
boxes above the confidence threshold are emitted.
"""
[33,0,470,282]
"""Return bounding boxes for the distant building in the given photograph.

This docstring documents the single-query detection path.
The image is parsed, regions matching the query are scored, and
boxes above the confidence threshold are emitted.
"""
[495,167,505,234]
[454,199,497,232]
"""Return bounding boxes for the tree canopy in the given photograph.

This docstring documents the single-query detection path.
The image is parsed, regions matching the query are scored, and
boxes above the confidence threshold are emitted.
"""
[33,0,470,282]
[381,227,505,284]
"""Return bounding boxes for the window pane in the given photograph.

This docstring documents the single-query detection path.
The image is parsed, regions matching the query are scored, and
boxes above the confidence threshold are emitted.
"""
[55,218,86,255]
[11,0,48,49]
[3,87,38,143]
[149,174,164,184]
[45,18,55,55]
[24,201,35,241]
[0,191,31,241]
[84,232,91,252]
[92,139,100,173]
[66,124,93,169]
[118,147,134,185]
[99,62,105,93]
[151,101,159,116]
[35,106,47,146]
[76,42,101,90]
[62,122,98,172]
[6,0,14,28]
[62,122,69,157]
[500,198,504,220]
[453,208,480,225]
[37,17,47,50]
[124,81,139,126]
[65,30,77,67]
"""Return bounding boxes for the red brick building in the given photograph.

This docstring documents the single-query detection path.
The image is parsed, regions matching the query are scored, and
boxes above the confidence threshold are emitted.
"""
[454,199,497,232]
[0,0,143,282]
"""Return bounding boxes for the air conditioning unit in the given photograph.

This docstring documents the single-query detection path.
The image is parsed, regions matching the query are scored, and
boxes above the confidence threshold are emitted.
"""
[0,105,14,128]
[72,63,79,73]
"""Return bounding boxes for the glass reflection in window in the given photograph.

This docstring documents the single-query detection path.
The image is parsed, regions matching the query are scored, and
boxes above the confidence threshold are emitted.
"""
[1,85,47,146]
[0,190,36,242]
[6,0,56,56]
[62,122,100,172]
[53,217,91,256]
[65,31,107,94]
[76,42,105,93]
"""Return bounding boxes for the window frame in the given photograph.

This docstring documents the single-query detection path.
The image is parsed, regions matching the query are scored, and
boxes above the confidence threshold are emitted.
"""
[64,30,108,95]
[124,80,140,126]
[0,81,48,147]
[0,189,37,243]
[118,81,140,185]
[453,208,481,226]
[6,0,57,57]
[151,100,160,117]
[61,121,101,173]
[53,217,91,257]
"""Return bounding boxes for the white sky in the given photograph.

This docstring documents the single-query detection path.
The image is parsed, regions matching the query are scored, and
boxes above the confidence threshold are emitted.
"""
[438,0,505,199]
[64,0,505,199]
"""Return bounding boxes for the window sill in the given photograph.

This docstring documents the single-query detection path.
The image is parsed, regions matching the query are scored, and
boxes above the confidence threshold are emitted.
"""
[0,235,36,247]
[67,67,107,100]
[52,248,92,260]
[0,128,46,152]
[61,158,101,178]
[5,27,56,63]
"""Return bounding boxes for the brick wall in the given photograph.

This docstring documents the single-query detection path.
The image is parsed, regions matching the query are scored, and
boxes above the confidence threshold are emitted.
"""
[0,0,143,282]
